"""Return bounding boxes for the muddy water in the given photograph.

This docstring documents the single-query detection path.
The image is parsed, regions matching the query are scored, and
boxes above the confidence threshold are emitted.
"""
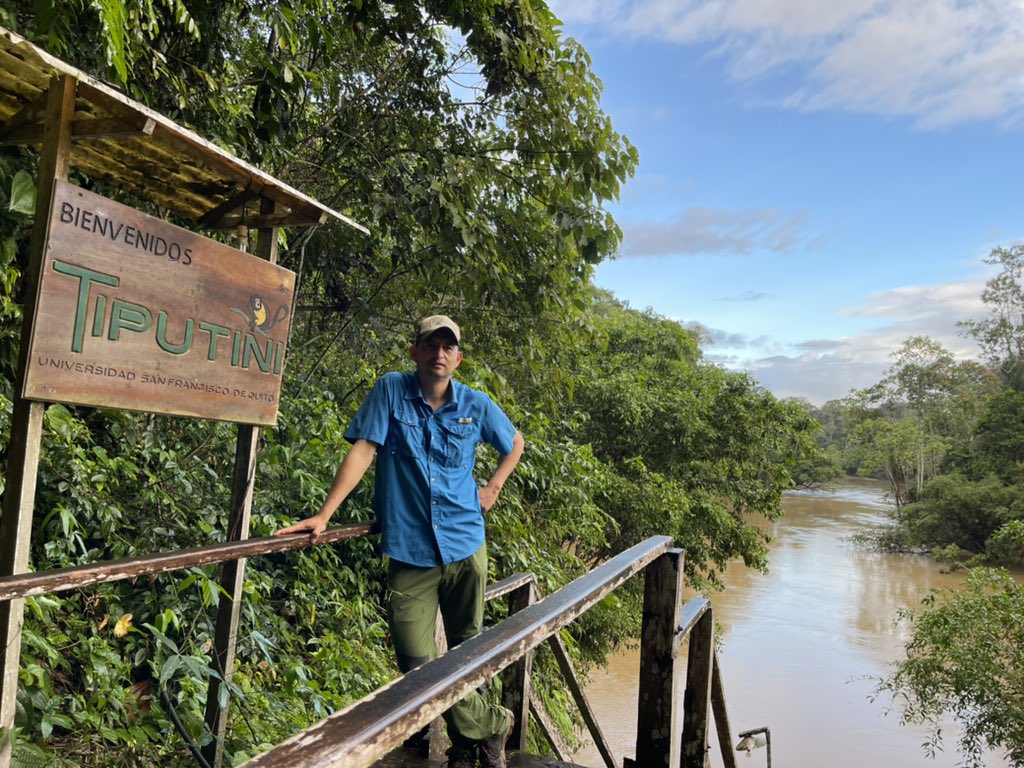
[575,477,1012,767]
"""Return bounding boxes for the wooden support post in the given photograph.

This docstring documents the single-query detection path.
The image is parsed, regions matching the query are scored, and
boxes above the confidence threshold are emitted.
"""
[425,608,449,757]
[0,74,76,768]
[711,652,738,768]
[680,608,714,768]
[635,548,684,768]
[500,580,536,751]
[549,631,618,768]
[201,425,259,767]
[528,690,571,761]
[201,207,279,768]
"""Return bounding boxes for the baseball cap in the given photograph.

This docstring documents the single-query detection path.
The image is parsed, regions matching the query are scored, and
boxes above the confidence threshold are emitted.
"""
[415,314,461,344]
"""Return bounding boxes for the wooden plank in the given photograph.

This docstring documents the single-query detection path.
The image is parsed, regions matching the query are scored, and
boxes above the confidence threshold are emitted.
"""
[548,632,618,768]
[203,212,280,768]
[0,90,46,141]
[501,581,537,752]
[710,653,738,768]
[0,523,376,602]
[634,550,685,768]
[484,573,535,603]
[198,188,265,229]
[680,608,715,768]
[209,210,329,230]
[239,536,674,768]
[1,116,156,145]
[0,73,76,768]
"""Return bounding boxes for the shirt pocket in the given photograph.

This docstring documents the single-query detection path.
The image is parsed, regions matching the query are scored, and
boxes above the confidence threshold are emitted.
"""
[439,420,479,468]
[389,412,424,458]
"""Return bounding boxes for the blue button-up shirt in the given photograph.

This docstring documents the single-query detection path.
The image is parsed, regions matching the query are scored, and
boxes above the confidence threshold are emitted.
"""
[345,371,517,566]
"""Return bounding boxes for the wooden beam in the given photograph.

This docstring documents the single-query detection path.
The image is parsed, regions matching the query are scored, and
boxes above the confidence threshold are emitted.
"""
[634,549,685,768]
[501,580,537,752]
[0,90,46,141]
[202,204,280,768]
[198,186,265,229]
[0,73,76,768]
[711,652,738,768]
[0,523,376,603]
[528,691,572,762]
[548,631,618,768]
[680,607,715,768]
[0,116,156,145]
[201,423,260,768]
[207,210,328,230]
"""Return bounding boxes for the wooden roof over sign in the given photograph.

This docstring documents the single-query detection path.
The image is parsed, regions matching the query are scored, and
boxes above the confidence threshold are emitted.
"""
[0,26,368,234]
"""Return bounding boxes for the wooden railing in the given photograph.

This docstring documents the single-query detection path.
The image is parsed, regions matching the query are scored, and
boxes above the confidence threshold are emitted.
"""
[0,523,376,602]
[1,530,753,768]
[235,535,744,768]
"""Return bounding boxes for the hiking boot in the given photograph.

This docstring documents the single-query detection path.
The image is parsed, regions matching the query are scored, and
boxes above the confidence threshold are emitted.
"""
[403,724,431,758]
[445,745,477,768]
[480,709,514,768]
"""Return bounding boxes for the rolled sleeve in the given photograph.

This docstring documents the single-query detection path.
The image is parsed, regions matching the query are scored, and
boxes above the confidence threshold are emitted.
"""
[478,396,516,456]
[344,375,394,446]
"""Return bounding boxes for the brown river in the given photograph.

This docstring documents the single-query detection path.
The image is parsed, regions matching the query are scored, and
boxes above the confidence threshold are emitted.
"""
[574,477,1012,768]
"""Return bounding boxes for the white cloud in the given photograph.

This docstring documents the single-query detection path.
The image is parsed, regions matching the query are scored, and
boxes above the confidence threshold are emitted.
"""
[552,0,1024,128]
[621,206,815,256]
[710,278,988,404]
[552,0,628,24]
[716,290,773,302]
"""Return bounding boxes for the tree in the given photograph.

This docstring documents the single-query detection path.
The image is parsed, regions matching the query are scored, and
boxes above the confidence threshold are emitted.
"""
[846,416,932,507]
[960,243,1024,376]
[890,473,1022,555]
[971,388,1024,483]
[848,337,997,501]
[567,297,826,588]
[876,568,1024,767]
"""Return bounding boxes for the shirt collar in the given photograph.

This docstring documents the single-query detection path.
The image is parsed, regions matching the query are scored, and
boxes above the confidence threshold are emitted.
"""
[404,371,460,408]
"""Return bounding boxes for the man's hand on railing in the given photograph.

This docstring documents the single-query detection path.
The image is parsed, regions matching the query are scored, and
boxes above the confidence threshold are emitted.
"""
[275,512,331,541]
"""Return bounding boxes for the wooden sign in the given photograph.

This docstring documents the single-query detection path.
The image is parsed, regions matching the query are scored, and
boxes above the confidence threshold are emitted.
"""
[23,181,295,425]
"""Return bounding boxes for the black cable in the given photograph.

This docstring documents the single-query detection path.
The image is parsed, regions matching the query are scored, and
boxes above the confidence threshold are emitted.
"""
[158,684,214,768]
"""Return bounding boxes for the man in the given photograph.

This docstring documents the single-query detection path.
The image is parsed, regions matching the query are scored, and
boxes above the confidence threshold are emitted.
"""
[276,315,525,768]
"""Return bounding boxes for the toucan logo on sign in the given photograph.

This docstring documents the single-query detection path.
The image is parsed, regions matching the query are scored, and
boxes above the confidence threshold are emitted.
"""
[23,180,296,426]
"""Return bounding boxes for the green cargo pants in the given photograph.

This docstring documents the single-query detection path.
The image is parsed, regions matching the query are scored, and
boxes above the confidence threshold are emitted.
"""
[386,544,508,746]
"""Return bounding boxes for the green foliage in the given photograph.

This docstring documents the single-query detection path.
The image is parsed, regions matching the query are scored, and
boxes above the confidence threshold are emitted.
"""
[843,337,998,504]
[876,568,1024,767]
[971,388,1024,482]
[0,154,34,388]
[566,299,822,589]
[885,473,1023,555]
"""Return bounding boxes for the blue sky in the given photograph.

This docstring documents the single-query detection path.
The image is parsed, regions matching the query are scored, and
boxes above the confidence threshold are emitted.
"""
[547,0,1024,404]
